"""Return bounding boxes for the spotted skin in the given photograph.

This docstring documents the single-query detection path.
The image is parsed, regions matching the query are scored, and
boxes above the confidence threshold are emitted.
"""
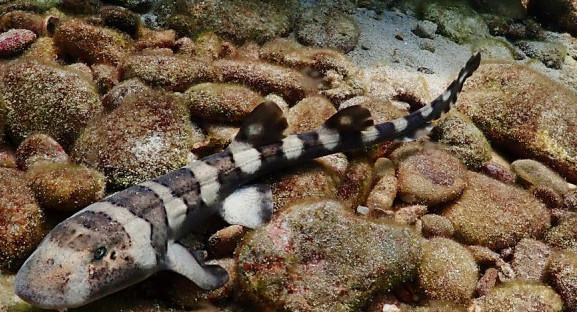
[14,53,481,309]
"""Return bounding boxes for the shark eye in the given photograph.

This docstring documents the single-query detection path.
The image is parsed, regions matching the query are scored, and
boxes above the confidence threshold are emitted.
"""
[93,246,107,261]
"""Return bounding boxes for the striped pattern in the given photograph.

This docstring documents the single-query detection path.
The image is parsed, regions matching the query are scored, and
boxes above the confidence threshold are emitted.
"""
[14,53,481,310]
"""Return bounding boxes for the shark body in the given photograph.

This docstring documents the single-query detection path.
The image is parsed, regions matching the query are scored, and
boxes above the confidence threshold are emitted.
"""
[14,53,481,309]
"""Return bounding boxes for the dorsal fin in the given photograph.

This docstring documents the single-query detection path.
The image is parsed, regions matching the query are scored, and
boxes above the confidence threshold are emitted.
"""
[229,101,288,151]
[320,105,374,132]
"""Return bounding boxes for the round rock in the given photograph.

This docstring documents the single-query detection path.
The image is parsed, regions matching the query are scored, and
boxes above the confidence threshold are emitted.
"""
[443,171,551,250]
[397,148,467,206]
[237,200,422,312]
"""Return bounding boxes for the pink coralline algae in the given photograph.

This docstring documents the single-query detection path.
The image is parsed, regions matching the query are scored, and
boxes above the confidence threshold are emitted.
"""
[0,29,36,58]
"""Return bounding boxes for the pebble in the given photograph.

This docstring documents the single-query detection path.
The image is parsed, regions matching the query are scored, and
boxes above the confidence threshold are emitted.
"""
[511,238,553,282]
[546,250,577,312]
[0,28,36,58]
[412,20,438,39]
[15,133,68,170]
[420,214,455,239]
[476,281,563,312]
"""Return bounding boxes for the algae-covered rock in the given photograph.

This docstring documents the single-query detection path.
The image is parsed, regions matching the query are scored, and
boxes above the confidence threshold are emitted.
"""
[0,168,44,272]
[72,90,198,189]
[295,4,360,53]
[102,78,150,111]
[443,172,550,250]
[511,238,553,282]
[420,0,490,44]
[214,59,317,105]
[430,112,491,170]
[458,62,577,183]
[544,213,577,252]
[476,281,563,312]
[337,156,374,210]
[0,60,103,147]
[27,162,105,212]
[420,214,455,239]
[397,148,467,206]
[417,237,478,304]
[123,54,216,92]
[15,133,68,171]
[366,158,397,212]
[237,200,422,312]
[154,0,297,44]
[53,19,131,65]
[546,250,577,312]
[511,159,570,196]
[185,83,264,123]
[286,95,336,134]
[515,40,567,69]
[0,28,36,58]
[401,301,467,312]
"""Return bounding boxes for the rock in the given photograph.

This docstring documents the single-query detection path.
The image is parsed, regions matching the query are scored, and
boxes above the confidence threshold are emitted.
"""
[468,0,527,18]
[153,0,296,44]
[91,63,121,93]
[295,5,360,53]
[102,78,151,111]
[563,190,577,211]
[0,28,36,58]
[0,60,103,147]
[528,0,577,38]
[286,95,336,134]
[26,162,105,212]
[0,168,44,272]
[268,161,340,213]
[185,83,264,123]
[420,214,454,239]
[337,156,374,210]
[546,250,577,312]
[207,225,248,258]
[99,5,140,36]
[511,238,553,282]
[430,112,492,170]
[443,172,551,250]
[412,20,437,39]
[53,19,131,65]
[420,0,490,44]
[467,245,501,266]
[106,0,153,13]
[471,38,524,61]
[417,237,478,303]
[476,267,498,297]
[0,11,46,36]
[515,40,567,69]
[458,62,577,184]
[394,205,427,225]
[400,301,467,312]
[511,159,570,196]
[544,213,577,252]
[71,90,199,189]
[237,200,422,312]
[134,29,176,51]
[476,281,563,312]
[397,148,467,206]
[15,133,68,170]
[214,59,317,105]
[123,54,215,92]
[481,152,516,184]
[366,158,397,212]
[20,36,58,63]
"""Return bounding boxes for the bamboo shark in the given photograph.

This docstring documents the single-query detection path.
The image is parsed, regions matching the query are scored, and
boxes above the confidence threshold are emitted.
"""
[14,53,481,309]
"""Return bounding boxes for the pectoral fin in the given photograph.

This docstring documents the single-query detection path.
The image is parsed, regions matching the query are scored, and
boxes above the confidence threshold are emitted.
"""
[219,183,273,229]
[165,243,228,290]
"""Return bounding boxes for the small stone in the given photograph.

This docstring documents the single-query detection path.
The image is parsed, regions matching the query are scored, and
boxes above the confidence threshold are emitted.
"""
[516,40,566,69]
[417,237,478,303]
[481,153,516,184]
[337,156,374,210]
[397,148,467,205]
[26,162,105,212]
[394,33,404,41]
[412,20,437,39]
[91,63,121,93]
[0,149,16,168]
[420,214,455,239]
[546,250,577,312]
[467,245,501,266]
[15,133,68,171]
[134,29,176,51]
[101,78,151,111]
[563,189,577,211]
[0,28,36,58]
[477,281,563,312]
[395,205,427,225]
[532,185,564,208]
[207,225,248,258]
[511,238,553,282]
[476,267,498,297]
[366,158,397,212]
[99,5,140,36]
[512,159,570,196]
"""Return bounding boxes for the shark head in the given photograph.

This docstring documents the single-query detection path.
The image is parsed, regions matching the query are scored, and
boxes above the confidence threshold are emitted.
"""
[14,208,157,309]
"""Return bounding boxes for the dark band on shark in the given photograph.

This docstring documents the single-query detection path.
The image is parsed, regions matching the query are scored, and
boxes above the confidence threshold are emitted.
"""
[103,185,168,254]
[153,168,202,215]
